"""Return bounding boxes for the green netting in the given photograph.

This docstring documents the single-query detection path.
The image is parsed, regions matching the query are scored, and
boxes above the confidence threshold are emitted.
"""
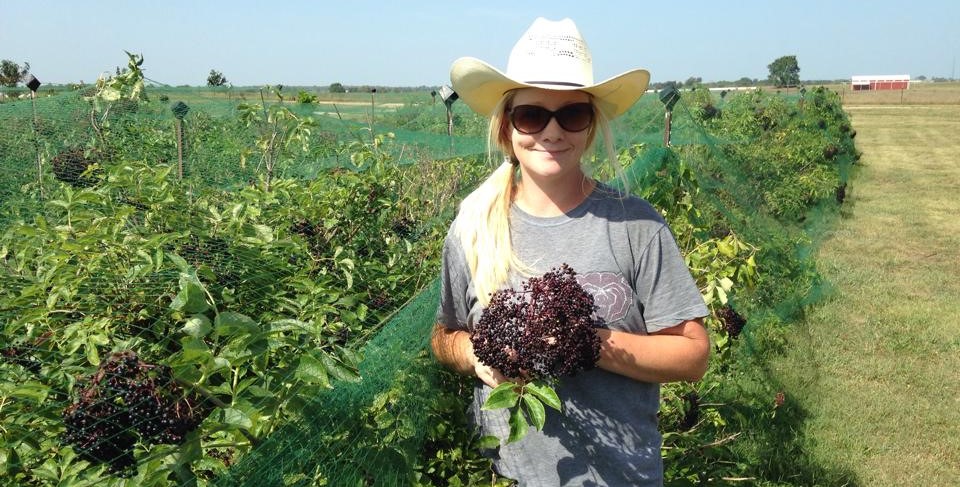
[214,281,443,486]
[1,71,856,486]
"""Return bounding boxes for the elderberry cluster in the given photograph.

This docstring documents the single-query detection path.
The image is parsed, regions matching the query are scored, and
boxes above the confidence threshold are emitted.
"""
[471,264,602,380]
[717,305,747,339]
[62,350,203,476]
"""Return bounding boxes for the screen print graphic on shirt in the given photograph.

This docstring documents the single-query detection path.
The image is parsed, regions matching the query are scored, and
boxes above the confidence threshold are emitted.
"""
[575,271,631,323]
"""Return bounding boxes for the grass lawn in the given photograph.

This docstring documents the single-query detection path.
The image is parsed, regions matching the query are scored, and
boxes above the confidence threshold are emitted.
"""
[767,104,960,485]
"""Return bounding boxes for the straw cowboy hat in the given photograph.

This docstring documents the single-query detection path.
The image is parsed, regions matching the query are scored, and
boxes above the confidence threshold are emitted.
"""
[450,17,650,120]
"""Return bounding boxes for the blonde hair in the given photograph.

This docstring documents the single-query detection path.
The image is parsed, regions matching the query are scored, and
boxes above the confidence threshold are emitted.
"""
[456,90,623,306]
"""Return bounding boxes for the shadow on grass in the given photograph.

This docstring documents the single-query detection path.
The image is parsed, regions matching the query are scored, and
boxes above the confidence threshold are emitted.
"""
[715,333,861,487]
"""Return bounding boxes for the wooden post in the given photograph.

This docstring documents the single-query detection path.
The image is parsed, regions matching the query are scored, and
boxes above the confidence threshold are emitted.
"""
[369,89,376,143]
[176,118,184,181]
[446,104,455,155]
[446,105,454,137]
[663,109,672,147]
[171,102,189,181]
[31,90,43,197]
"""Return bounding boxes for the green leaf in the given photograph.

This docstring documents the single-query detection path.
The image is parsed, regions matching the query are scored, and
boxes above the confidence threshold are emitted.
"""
[182,314,212,337]
[85,337,101,366]
[0,447,20,477]
[268,318,309,333]
[136,248,153,267]
[253,224,274,243]
[176,430,203,467]
[482,382,521,410]
[522,394,546,431]
[47,198,70,209]
[214,311,258,337]
[45,289,60,309]
[167,252,190,272]
[7,382,50,404]
[171,272,210,313]
[507,406,529,443]
[476,435,501,450]
[320,351,360,383]
[171,336,212,366]
[230,203,245,220]
[221,407,253,429]
[295,353,331,388]
[525,382,562,411]
[717,239,736,258]
[244,336,269,357]
[336,345,363,368]
[30,462,60,482]
[342,268,353,289]
[153,246,164,273]
[718,276,734,291]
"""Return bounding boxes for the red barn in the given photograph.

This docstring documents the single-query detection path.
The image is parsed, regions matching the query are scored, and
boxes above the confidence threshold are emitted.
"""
[851,75,910,91]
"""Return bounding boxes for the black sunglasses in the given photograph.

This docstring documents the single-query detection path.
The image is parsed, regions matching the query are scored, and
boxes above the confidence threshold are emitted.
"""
[508,103,595,135]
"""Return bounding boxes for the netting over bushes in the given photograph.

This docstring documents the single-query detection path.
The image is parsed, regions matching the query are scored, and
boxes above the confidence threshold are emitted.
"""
[1,67,856,486]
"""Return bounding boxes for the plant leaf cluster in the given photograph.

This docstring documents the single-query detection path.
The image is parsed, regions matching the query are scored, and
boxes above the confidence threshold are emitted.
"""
[0,135,485,484]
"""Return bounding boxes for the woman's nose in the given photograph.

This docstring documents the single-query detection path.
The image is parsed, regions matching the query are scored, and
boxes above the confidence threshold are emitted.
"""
[539,116,565,140]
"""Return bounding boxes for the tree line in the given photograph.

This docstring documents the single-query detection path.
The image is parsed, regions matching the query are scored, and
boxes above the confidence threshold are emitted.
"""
[3,56,954,92]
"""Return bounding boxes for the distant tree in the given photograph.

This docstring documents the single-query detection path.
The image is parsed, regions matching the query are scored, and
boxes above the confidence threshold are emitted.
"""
[767,55,800,87]
[917,75,927,81]
[0,60,30,87]
[207,69,228,86]
[649,80,681,91]
[329,82,346,93]
[735,76,755,86]
[684,76,702,87]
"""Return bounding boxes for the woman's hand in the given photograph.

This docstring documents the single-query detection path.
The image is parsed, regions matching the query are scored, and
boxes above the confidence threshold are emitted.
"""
[432,323,510,388]
[472,356,510,388]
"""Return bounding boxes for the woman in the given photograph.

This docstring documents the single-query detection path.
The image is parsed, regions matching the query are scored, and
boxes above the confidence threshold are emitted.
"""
[431,18,710,486]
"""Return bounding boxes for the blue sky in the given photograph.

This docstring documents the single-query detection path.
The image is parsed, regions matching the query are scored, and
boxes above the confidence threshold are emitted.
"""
[2,0,958,87]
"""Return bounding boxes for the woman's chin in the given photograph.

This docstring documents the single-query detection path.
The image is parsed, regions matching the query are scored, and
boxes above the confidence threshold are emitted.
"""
[522,160,577,180]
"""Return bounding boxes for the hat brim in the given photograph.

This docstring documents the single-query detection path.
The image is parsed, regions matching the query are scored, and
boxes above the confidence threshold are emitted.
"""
[450,57,650,120]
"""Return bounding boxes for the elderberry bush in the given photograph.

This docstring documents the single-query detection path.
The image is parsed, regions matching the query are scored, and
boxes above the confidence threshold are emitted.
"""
[62,350,204,476]
[471,264,602,381]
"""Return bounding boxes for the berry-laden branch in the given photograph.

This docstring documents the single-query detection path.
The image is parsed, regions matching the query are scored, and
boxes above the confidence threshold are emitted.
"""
[471,264,601,442]
[62,350,206,477]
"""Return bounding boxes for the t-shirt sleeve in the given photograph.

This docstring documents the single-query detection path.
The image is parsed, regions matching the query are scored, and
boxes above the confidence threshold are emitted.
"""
[436,229,472,331]
[634,224,709,332]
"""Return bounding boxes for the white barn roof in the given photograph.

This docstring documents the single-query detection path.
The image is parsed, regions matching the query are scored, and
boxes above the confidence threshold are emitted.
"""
[852,74,910,84]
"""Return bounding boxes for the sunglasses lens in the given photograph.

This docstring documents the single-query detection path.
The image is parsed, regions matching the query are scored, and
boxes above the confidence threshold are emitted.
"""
[510,103,594,134]
[556,103,593,132]
[511,106,552,134]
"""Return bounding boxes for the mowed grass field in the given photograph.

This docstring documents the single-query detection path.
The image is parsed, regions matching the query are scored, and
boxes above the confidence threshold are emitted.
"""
[768,93,960,484]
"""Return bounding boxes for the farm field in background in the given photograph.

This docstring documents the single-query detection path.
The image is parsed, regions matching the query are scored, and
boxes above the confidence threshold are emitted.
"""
[834,80,960,105]
[765,102,960,484]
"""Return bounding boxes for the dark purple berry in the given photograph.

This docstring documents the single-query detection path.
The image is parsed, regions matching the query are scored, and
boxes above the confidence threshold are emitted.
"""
[62,350,205,476]
[471,264,602,381]
[717,305,746,339]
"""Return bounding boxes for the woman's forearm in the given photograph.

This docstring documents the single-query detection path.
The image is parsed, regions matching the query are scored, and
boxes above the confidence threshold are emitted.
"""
[431,323,475,375]
[433,320,709,385]
[595,319,710,383]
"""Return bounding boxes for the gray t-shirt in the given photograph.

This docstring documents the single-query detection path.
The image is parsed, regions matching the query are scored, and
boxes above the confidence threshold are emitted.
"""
[436,182,708,487]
